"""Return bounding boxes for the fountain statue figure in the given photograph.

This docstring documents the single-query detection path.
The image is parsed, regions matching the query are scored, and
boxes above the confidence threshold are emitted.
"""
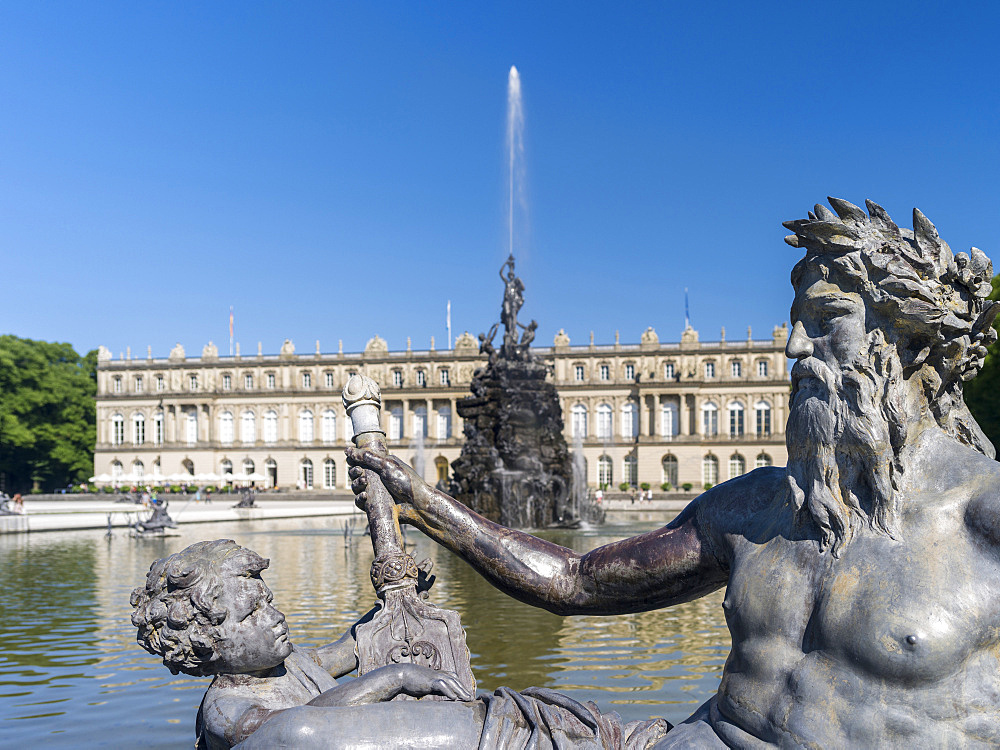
[449,257,602,529]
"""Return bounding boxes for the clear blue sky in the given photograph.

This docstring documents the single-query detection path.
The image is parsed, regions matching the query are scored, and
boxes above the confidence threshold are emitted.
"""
[3,2,998,357]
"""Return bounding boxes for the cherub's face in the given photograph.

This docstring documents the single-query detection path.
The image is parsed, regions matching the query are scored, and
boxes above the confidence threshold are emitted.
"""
[210,568,293,674]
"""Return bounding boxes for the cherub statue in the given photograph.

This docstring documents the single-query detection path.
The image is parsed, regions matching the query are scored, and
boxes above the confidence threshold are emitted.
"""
[131,540,476,749]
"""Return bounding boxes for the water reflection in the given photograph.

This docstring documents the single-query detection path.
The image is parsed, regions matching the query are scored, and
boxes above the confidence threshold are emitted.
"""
[0,513,729,747]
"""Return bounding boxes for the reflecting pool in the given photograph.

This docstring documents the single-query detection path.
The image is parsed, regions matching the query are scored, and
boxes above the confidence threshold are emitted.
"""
[0,512,730,748]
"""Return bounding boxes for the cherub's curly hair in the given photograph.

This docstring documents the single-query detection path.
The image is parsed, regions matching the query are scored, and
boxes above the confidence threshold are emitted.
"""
[130,539,269,676]
[784,198,998,456]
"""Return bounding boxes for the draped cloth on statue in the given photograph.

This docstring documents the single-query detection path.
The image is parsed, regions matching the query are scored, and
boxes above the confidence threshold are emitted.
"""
[478,686,671,750]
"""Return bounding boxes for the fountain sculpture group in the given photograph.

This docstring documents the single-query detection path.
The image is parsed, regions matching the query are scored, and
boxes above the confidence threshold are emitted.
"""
[449,254,600,528]
[133,198,1000,748]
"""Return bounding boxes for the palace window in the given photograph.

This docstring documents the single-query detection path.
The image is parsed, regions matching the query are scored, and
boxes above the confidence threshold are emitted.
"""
[243,458,255,476]
[664,362,675,379]
[621,402,638,439]
[133,460,144,480]
[323,459,337,489]
[299,410,314,443]
[704,361,715,379]
[729,454,746,479]
[153,412,163,445]
[661,454,678,487]
[703,454,719,486]
[571,404,588,438]
[266,373,275,389]
[156,375,165,392]
[111,460,123,481]
[189,374,198,390]
[701,402,718,436]
[241,411,256,444]
[755,401,771,436]
[413,406,428,438]
[437,406,451,439]
[598,455,613,486]
[302,372,312,388]
[731,360,742,378]
[245,374,254,389]
[574,365,584,382]
[389,407,403,441]
[392,370,403,388]
[599,364,610,381]
[220,459,233,482]
[111,414,124,446]
[219,411,234,445]
[132,413,145,446]
[661,401,678,439]
[729,401,745,437]
[186,411,198,445]
[755,453,773,469]
[440,369,450,386]
[300,459,314,490]
[625,364,635,381]
[134,376,143,393]
[325,372,335,388]
[322,410,337,444]
[623,454,638,487]
[222,374,231,390]
[416,370,426,387]
[757,360,769,378]
[262,410,278,444]
[113,376,122,394]
[596,403,613,439]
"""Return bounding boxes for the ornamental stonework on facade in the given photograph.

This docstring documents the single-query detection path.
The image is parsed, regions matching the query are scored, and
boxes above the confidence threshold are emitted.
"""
[94,324,790,492]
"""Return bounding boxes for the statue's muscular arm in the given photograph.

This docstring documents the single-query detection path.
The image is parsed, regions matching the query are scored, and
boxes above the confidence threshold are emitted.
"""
[347,449,731,615]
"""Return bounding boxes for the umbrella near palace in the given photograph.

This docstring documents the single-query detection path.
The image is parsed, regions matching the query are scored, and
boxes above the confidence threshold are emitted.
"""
[89,473,113,483]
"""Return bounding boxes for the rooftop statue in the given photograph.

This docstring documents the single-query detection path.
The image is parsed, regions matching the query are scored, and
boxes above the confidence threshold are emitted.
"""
[348,198,1000,747]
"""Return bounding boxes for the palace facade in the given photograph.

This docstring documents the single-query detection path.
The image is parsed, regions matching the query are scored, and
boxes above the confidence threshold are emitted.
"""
[94,324,791,492]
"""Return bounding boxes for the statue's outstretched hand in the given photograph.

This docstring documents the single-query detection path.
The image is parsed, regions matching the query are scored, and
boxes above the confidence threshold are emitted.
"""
[346,448,423,515]
[398,664,474,702]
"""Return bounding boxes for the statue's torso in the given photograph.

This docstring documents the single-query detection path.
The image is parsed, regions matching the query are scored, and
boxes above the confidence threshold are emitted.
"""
[713,474,1000,747]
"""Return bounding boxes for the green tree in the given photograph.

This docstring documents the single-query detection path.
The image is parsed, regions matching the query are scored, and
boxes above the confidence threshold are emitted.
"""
[965,274,1000,452]
[0,336,96,492]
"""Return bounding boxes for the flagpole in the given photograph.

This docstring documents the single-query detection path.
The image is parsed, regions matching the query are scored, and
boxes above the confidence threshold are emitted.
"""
[684,289,690,329]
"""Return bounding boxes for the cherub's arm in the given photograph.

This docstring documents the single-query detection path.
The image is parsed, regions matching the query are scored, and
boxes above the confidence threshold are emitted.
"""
[312,605,379,677]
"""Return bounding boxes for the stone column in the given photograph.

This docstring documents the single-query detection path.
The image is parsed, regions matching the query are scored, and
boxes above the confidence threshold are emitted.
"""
[678,395,688,437]
[449,397,458,439]
[401,399,409,440]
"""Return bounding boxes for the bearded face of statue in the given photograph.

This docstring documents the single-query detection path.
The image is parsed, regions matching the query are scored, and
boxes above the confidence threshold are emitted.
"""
[784,270,902,556]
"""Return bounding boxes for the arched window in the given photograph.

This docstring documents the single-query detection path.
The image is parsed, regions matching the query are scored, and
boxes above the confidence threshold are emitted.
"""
[598,455,613,486]
[755,453,773,469]
[661,401,679,440]
[729,453,746,479]
[152,459,161,479]
[220,459,233,484]
[153,411,164,445]
[323,459,337,489]
[299,410,314,443]
[701,402,718,436]
[703,454,719,486]
[661,455,678,487]
[132,412,145,446]
[241,411,256,444]
[623,453,638,487]
[262,410,278,444]
[389,406,403,441]
[111,413,124,446]
[437,406,452,439]
[219,411,234,445]
[322,410,337,444]
[186,411,198,445]
[133,460,144,480]
[596,403,613,439]
[300,459,314,489]
[731,360,742,378]
[264,458,277,488]
[571,404,588,438]
[435,456,450,483]
[755,401,772,436]
[111,460,123,480]
[621,402,638,439]
[242,458,255,476]
[412,406,428,438]
[728,401,745,437]
[757,360,769,378]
